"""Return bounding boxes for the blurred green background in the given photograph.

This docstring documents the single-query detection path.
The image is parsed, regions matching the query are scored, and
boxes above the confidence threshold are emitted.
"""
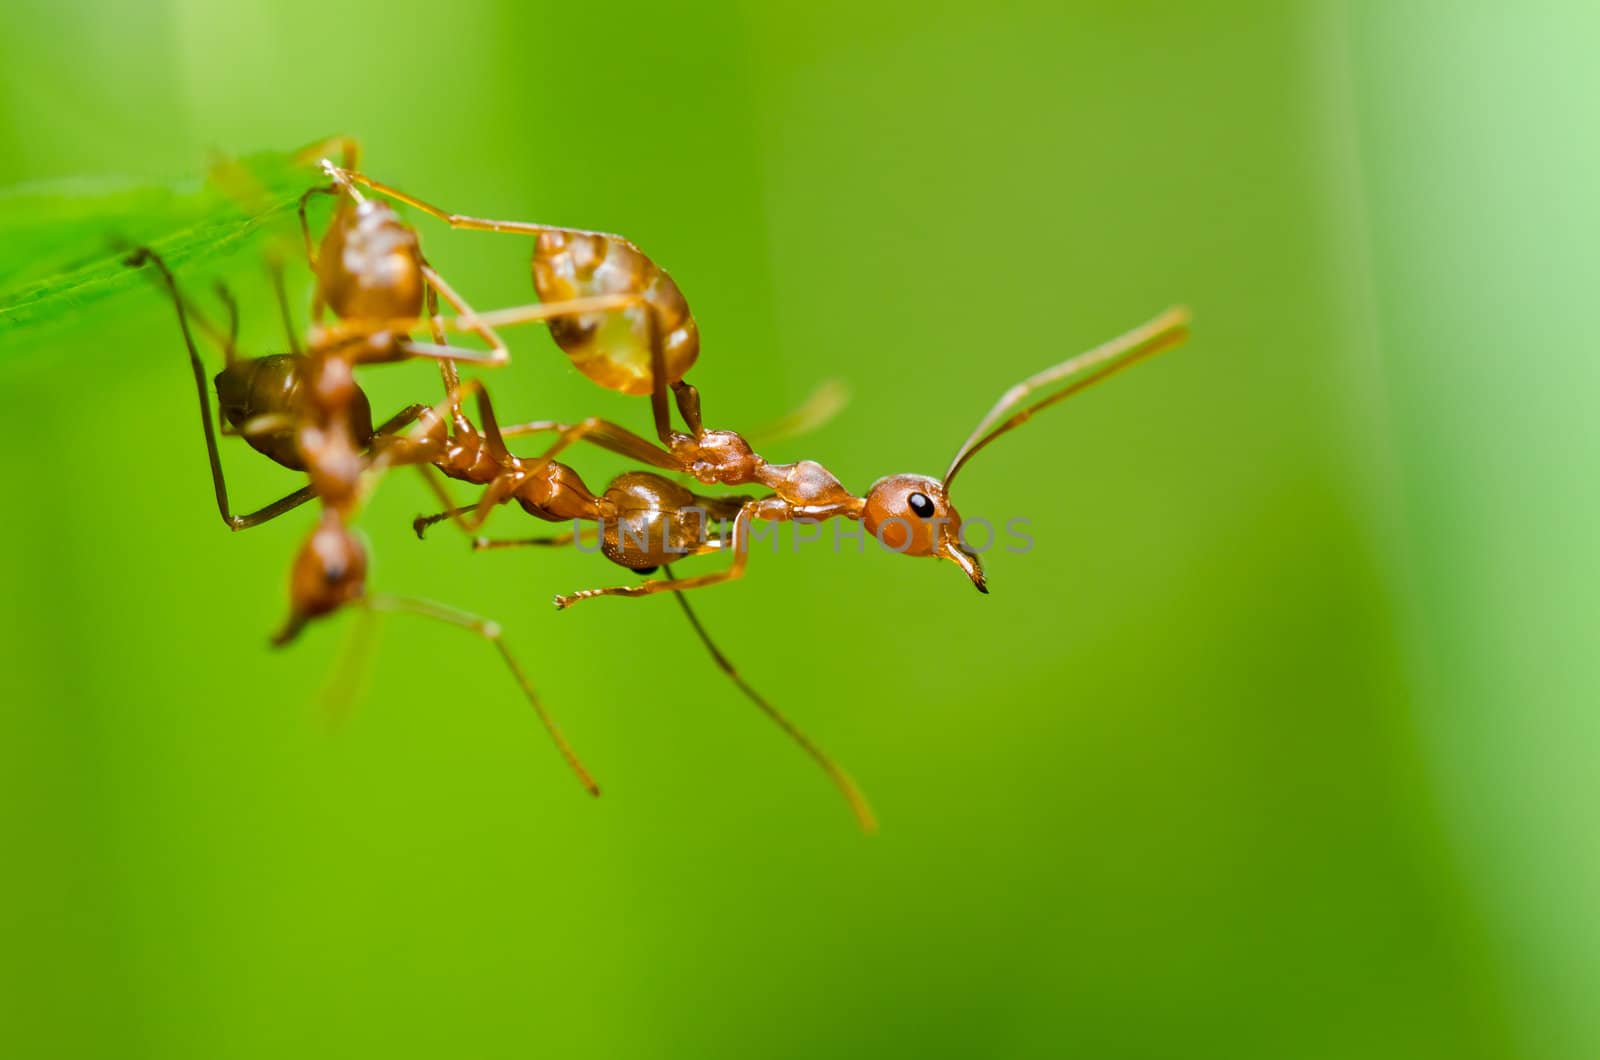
[2,2,1596,1057]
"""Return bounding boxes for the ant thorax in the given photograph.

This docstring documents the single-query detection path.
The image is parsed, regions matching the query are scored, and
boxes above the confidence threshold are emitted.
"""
[667,434,862,518]
[753,459,863,515]
[672,429,760,485]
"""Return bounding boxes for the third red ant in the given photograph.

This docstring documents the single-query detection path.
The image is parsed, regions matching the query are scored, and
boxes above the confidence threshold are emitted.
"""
[122,148,658,796]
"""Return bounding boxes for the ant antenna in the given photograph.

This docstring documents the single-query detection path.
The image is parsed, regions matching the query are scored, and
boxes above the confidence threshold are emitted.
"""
[366,593,600,795]
[944,306,1192,486]
[319,606,382,728]
[266,252,303,354]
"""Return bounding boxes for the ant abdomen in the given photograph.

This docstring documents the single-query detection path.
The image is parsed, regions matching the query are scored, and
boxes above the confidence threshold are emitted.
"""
[317,199,426,321]
[213,354,374,471]
[599,472,738,569]
[533,231,698,396]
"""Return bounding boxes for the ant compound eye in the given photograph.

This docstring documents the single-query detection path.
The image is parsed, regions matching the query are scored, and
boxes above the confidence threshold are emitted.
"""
[908,492,936,519]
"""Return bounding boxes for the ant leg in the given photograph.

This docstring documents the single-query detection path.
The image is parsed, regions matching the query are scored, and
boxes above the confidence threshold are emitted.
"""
[325,164,632,245]
[644,308,673,442]
[465,520,729,553]
[324,292,641,368]
[421,263,507,366]
[125,247,304,532]
[665,573,876,833]
[382,259,516,367]
[444,390,628,536]
[422,281,473,434]
[409,502,589,545]
[408,464,506,539]
[553,502,765,609]
[213,283,241,364]
[363,593,599,796]
[365,334,507,367]
[308,292,643,364]
[495,420,564,440]
[412,505,476,540]
[449,390,677,534]
[373,404,430,438]
[640,305,697,442]
[267,253,303,355]
[228,486,317,529]
[318,604,380,728]
[431,388,527,533]
[297,184,338,272]
[497,418,680,471]
[365,377,483,479]
[492,402,679,479]
[218,412,322,526]
[470,528,595,551]
[500,379,849,452]
[363,402,432,465]
[176,293,227,349]
[672,380,705,436]
[524,417,677,476]
[444,293,642,332]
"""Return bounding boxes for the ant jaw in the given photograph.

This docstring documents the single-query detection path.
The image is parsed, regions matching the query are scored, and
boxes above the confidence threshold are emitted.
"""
[943,541,988,594]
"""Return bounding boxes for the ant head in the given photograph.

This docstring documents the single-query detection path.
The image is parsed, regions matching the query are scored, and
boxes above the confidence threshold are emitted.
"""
[862,474,987,593]
[276,516,367,646]
[897,307,1192,597]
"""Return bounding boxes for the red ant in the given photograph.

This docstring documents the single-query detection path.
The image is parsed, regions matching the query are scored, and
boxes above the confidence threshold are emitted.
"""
[322,166,1190,828]
[324,163,1189,599]
[123,161,641,795]
[450,305,1191,602]
[395,313,1190,834]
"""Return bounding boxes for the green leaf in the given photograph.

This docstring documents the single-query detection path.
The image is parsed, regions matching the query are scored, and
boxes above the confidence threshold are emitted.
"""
[0,147,327,341]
